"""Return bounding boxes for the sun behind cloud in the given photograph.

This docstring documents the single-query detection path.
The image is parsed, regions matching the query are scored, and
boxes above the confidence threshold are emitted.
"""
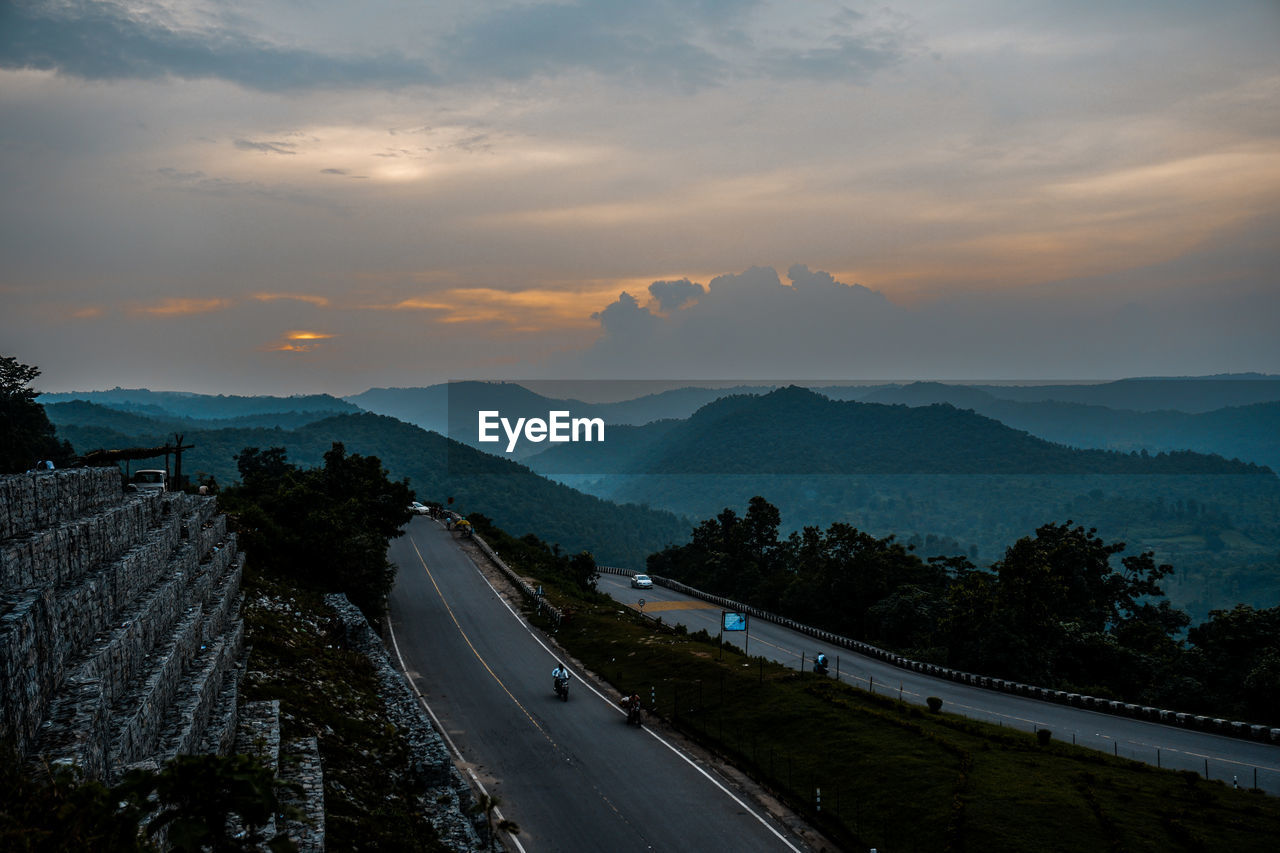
[266,330,338,353]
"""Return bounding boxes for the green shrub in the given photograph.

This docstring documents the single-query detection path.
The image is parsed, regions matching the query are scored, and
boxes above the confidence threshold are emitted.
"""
[927,695,943,713]
[1037,728,1052,746]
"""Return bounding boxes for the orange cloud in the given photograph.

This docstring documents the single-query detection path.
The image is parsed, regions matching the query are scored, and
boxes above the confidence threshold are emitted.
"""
[252,292,332,307]
[382,287,616,332]
[265,330,338,353]
[132,298,233,316]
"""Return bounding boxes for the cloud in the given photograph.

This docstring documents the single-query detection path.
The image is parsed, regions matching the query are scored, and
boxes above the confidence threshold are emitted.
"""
[0,0,434,92]
[234,138,296,155]
[593,291,663,336]
[265,330,337,353]
[388,287,613,332]
[443,1,729,90]
[152,167,349,213]
[563,248,1280,380]
[0,0,908,94]
[648,279,705,313]
[131,297,232,316]
[252,292,332,308]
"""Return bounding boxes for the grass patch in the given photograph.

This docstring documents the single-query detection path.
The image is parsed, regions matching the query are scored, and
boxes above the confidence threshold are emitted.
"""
[530,583,1280,852]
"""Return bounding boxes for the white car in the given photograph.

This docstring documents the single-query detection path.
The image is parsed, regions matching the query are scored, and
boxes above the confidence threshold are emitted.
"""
[630,574,653,589]
[133,469,168,493]
[408,501,430,515]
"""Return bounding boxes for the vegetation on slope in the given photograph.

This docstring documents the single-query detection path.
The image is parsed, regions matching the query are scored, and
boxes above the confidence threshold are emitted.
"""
[646,497,1280,725]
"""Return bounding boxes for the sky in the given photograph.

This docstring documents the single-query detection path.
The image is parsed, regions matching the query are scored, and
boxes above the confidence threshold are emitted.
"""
[2,0,1278,395]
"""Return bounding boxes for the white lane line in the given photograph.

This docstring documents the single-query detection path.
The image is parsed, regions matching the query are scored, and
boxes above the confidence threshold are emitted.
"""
[387,581,529,853]
[428,531,805,853]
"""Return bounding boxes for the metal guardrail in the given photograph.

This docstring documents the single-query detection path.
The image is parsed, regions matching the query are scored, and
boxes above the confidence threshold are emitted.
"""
[472,533,566,629]
[596,566,1280,746]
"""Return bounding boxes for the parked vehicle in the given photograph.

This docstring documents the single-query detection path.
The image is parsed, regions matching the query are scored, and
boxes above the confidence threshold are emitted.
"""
[132,469,167,493]
[408,501,430,515]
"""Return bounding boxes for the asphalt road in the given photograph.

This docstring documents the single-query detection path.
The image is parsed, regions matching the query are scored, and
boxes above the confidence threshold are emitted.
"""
[599,572,1280,795]
[386,518,810,853]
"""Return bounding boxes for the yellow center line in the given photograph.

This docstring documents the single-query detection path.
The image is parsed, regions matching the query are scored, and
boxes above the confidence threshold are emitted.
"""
[410,535,556,747]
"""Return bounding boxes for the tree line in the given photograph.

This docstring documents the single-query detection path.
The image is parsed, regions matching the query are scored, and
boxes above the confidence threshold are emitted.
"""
[646,496,1280,725]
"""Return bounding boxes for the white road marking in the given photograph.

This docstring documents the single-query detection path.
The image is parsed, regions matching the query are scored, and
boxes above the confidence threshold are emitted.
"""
[396,526,804,852]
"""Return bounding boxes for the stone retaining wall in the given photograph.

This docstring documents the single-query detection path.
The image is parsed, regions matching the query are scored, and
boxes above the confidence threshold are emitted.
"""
[325,593,485,851]
[0,467,247,781]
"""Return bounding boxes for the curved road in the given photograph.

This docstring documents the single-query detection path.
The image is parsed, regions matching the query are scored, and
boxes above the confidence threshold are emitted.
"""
[599,572,1280,794]
[387,518,811,853]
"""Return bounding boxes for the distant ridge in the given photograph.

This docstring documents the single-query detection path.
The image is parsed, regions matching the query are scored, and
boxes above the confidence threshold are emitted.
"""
[38,388,359,421]
[527,385,1273,476]
[970,376,1280,413]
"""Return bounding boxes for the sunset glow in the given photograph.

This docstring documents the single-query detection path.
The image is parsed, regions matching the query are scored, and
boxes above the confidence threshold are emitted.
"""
[0,0,1274,393]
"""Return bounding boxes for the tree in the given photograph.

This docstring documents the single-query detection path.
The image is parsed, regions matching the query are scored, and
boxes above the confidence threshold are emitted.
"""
[0,356,74,474]
[958,522,1177,686]
[222,442,413,621]
[567,551,599,594]
[1188,604,1280,724]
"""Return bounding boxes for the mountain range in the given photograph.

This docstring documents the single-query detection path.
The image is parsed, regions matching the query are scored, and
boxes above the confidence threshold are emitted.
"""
[42,376,1280,620]
[45,403,687,569]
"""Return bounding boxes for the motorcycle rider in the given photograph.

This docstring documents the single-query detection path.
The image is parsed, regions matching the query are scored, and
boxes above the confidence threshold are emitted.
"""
[552,662,570,695]
[814,652,829,675]
[622,692,643,725]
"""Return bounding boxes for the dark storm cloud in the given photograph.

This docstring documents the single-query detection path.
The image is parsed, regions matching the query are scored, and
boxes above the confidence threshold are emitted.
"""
[0,0,434,91]
[648,279,705,313]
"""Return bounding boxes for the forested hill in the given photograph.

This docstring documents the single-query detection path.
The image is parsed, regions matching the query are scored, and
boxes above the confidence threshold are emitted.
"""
[968,375,1280,413]
[860,383,1280,473]
[531,385,1273,476]
[48,404,687,568]
[38,388,358,422]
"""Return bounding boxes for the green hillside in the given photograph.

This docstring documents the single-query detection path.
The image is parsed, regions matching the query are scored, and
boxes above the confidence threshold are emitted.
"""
[48,403,688,567]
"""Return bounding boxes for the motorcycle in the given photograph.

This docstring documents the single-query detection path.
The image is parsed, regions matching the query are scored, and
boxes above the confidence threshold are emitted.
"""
[813,655,830,676]
[622,696,643,727]
[554,675,570,702]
